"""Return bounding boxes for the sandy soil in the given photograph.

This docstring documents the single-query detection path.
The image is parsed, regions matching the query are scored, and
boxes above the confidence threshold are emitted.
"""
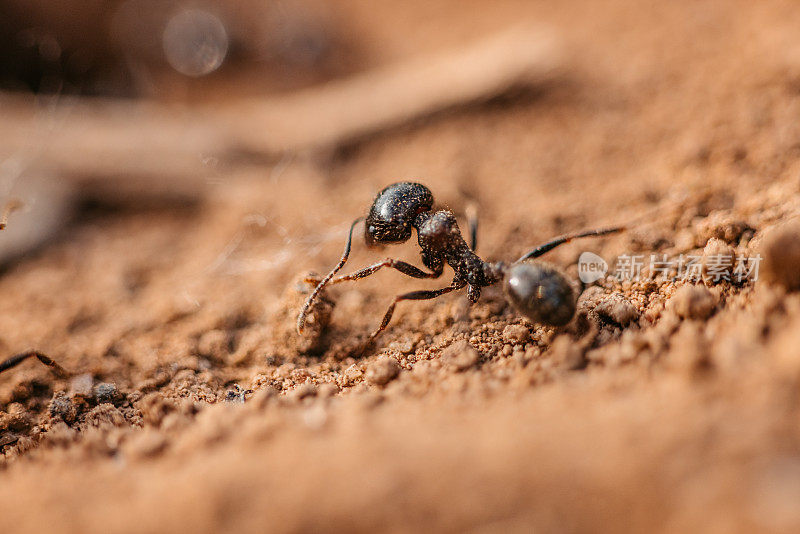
[4,0,800,532]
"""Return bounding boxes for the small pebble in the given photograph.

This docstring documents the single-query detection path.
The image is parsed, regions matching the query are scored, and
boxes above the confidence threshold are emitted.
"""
[93,382,120,404]
[291,368,312,382]
[697,213,750,244]
[388,340,415,354]
[293,382,318,399]
[344,364,363,385]
[702,238,736,284]
[669,285,717,320]
[760,222,800,290]
[224,385,251,403]
[83,404,127,428]
[0,410,32,433]
[69,373,94,399]
[365,356,401,386]
[49,392,78,424]
[443,340,480,371]
[594,293,640,326]
[502,324,531,344]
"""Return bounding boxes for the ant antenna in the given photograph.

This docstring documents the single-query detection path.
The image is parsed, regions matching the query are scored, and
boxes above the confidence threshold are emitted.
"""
[516,183,732,263]
[297,217,364,334]
[516,226,625,262]
[515,192,706,263]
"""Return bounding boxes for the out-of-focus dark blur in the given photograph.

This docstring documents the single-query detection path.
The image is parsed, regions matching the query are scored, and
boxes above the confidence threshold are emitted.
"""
[0,0,555,189]
[0,0,356,99]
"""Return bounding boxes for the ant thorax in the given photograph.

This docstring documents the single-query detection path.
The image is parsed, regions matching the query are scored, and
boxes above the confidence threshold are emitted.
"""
[414,209,499,290]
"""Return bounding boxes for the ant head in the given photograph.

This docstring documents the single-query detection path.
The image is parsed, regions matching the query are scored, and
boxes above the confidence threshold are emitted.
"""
[502,261,576,326]
[365,182,433,247]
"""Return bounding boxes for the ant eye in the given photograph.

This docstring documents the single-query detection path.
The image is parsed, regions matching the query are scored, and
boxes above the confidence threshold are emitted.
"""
[503,262,576,326]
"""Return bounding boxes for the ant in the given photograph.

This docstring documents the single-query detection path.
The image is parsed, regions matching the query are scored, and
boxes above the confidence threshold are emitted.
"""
[297,182,623,344]
[0,200,68,378]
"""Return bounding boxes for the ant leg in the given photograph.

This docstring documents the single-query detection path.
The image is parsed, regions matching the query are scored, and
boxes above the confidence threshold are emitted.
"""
[305,258,442,286]
[0,200,22,230]
[467,284,481,303]
[297,217,364,334]
[367,281,466,343]
[0,351,69,377]
[466,202,478,252]
[516,226,625,262]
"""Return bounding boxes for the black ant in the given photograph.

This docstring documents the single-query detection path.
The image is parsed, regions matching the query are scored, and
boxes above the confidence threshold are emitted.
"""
[297,182,623,344]
[0,201,68,378]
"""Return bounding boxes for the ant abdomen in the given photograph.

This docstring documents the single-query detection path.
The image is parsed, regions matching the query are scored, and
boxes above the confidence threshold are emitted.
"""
[503,261,576,327]
[365,182,433,246]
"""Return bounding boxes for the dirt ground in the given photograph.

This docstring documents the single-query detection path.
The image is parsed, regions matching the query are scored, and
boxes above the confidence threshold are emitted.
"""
[4,0,800,532]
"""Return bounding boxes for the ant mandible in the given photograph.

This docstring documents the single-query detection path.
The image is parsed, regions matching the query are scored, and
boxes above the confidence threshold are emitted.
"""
[297,182,623,345]
[0,201,68,378]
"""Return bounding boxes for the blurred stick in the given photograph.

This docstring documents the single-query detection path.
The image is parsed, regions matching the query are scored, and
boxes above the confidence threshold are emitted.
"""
[0,26,559,183]
[221,25,560,153]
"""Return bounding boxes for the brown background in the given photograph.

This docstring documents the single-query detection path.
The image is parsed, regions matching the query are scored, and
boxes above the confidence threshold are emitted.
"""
[2,0,800,532]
